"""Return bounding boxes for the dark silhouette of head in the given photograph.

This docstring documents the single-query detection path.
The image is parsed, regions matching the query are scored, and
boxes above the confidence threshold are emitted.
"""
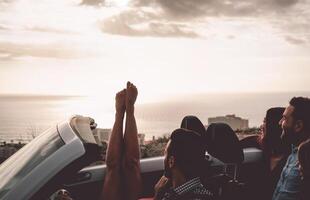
[164,128,205,180]
[280,97,310,145]
[180,115,206,137]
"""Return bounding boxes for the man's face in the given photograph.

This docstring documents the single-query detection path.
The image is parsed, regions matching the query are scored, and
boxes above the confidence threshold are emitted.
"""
[164,140,172,178]
[279,105,296,144]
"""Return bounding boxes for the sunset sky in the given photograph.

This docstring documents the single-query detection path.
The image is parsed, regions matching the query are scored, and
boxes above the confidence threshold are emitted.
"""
[0,0,309,103]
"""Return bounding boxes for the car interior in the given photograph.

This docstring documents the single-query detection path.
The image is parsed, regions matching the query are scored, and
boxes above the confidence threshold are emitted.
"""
[30,120,266,200]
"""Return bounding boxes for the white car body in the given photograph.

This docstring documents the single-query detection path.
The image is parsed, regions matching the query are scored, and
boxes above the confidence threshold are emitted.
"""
[0,116,264,200]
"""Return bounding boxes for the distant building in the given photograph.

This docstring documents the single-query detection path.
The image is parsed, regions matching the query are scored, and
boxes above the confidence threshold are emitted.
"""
[208,114,249,131]
[93,128,145,146]
[93,128,111,144]
[138,133,145,145]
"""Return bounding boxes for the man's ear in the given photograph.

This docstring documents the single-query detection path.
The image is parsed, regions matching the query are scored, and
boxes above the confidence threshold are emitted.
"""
[294,120,304,133]
[168,156,175,168]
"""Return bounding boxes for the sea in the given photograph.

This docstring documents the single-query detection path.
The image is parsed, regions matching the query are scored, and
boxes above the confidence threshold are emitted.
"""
[0,91,309,142]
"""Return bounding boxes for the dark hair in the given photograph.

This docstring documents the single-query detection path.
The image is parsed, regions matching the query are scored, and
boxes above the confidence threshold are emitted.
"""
[168,128,205,179]
[264,107,290,154]
[180,115,206,137]
[289,97,310,132]
[298,140,310,178]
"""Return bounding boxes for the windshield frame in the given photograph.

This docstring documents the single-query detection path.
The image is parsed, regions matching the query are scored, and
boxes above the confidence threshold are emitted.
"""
[0,120,86,200]
[0,126,64,198]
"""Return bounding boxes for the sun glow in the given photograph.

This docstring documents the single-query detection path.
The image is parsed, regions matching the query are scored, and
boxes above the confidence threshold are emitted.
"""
[105,0,130,6]
[0,0,310,102]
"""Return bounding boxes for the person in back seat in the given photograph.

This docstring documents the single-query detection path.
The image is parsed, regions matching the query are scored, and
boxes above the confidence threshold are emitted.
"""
[154,128,214,200]
[240,107,291,200]
[298,139,310,200]
[272,97,310,200]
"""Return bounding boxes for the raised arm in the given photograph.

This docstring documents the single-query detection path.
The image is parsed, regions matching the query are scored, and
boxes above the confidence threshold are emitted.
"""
[123,82,142,200]
[102,89,126,200]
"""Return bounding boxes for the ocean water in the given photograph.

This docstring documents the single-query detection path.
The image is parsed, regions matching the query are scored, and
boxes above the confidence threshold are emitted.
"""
[0,91,309,142]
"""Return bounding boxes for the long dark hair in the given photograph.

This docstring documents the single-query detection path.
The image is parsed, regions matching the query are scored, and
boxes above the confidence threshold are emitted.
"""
[263,107,290,155]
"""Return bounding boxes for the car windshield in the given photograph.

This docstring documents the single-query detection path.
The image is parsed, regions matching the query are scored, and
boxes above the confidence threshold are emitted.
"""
[0,127,64,198]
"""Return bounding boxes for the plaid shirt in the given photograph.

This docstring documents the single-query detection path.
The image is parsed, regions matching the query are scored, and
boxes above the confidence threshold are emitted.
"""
[160,177,214,200]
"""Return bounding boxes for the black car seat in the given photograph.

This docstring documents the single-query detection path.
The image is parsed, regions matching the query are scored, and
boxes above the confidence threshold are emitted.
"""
[180,115,206,137]
[203,123,245,200]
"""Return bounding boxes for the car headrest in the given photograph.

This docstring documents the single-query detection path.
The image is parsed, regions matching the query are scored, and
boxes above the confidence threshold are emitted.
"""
[205,123,244,164]
[180,115,206,137]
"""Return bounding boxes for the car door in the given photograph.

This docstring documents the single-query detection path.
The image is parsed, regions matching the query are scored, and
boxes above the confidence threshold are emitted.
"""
[61,147,265,200]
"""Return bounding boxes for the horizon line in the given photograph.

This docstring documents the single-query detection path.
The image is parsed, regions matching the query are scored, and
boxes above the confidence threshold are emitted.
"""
[1,90,310,97]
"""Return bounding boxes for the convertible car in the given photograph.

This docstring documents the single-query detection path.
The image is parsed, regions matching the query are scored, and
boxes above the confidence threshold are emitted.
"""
[0,116,266,200]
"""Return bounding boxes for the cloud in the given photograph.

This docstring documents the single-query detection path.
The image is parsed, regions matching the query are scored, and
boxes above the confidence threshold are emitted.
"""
[133,0,300,19]
[273,0,299,7]
[268,3,310,45]
[0,41,83,60]
[1,0,308,45]
[80,0,104,6]
[114,0,310,44]
[0,52,13,61]
[0,23,78,35]
[0,0,12,4]
[99,9,200,38]
[0,25,9,30]
[285,35,307,45]
[25,26,78,35]
[227,35,236,40]
[97,0,306,40]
